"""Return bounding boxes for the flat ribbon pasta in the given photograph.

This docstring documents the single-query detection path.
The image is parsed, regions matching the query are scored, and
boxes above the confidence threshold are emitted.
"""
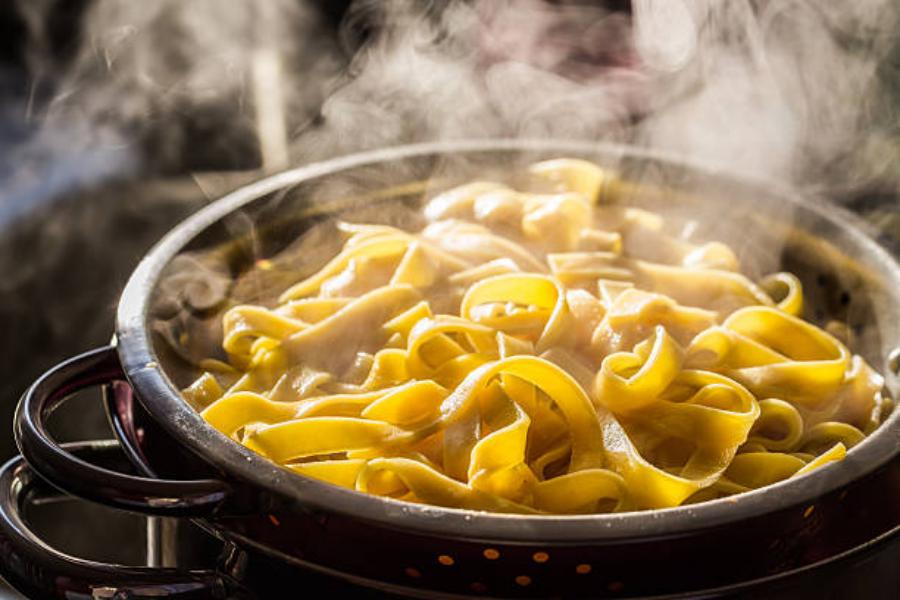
[594,329,760,507]
[185,158,886,515]
[461,273,572,352]
[686,306,851,408]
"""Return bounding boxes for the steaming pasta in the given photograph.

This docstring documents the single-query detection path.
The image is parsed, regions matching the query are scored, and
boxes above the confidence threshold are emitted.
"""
[184,159,888,513]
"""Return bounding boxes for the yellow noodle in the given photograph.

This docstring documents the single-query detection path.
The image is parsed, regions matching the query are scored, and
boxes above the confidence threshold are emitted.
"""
[186,158,886,515]
[747,398,804,452]
[461,273,571,352]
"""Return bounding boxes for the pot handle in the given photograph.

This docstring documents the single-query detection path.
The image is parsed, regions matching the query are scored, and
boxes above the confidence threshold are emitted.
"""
[14,346,231,517]
[0,441,245,600]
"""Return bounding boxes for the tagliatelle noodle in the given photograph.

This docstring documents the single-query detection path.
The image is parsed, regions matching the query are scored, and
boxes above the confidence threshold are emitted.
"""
[183,158,889,514]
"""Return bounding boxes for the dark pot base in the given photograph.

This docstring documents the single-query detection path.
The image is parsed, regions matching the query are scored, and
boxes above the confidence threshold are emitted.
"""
[109,379,900,599]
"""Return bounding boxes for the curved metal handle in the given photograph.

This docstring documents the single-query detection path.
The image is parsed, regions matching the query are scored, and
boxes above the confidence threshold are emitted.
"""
[0,442,244,600]
[14,346,231,517]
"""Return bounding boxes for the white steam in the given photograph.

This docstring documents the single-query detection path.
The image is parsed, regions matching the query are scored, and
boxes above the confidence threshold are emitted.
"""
[298,0,642,160]
[3,0,899,207]
[296,0,899,192]
[4,0,340,205]
[636,0,899,188]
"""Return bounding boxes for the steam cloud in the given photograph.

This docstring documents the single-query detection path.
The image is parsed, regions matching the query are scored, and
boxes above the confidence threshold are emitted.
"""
[312,0,900,192]
[3,0,898,202]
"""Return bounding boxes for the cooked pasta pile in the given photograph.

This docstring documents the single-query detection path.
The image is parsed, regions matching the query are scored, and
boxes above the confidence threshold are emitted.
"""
[184,159,888,513]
